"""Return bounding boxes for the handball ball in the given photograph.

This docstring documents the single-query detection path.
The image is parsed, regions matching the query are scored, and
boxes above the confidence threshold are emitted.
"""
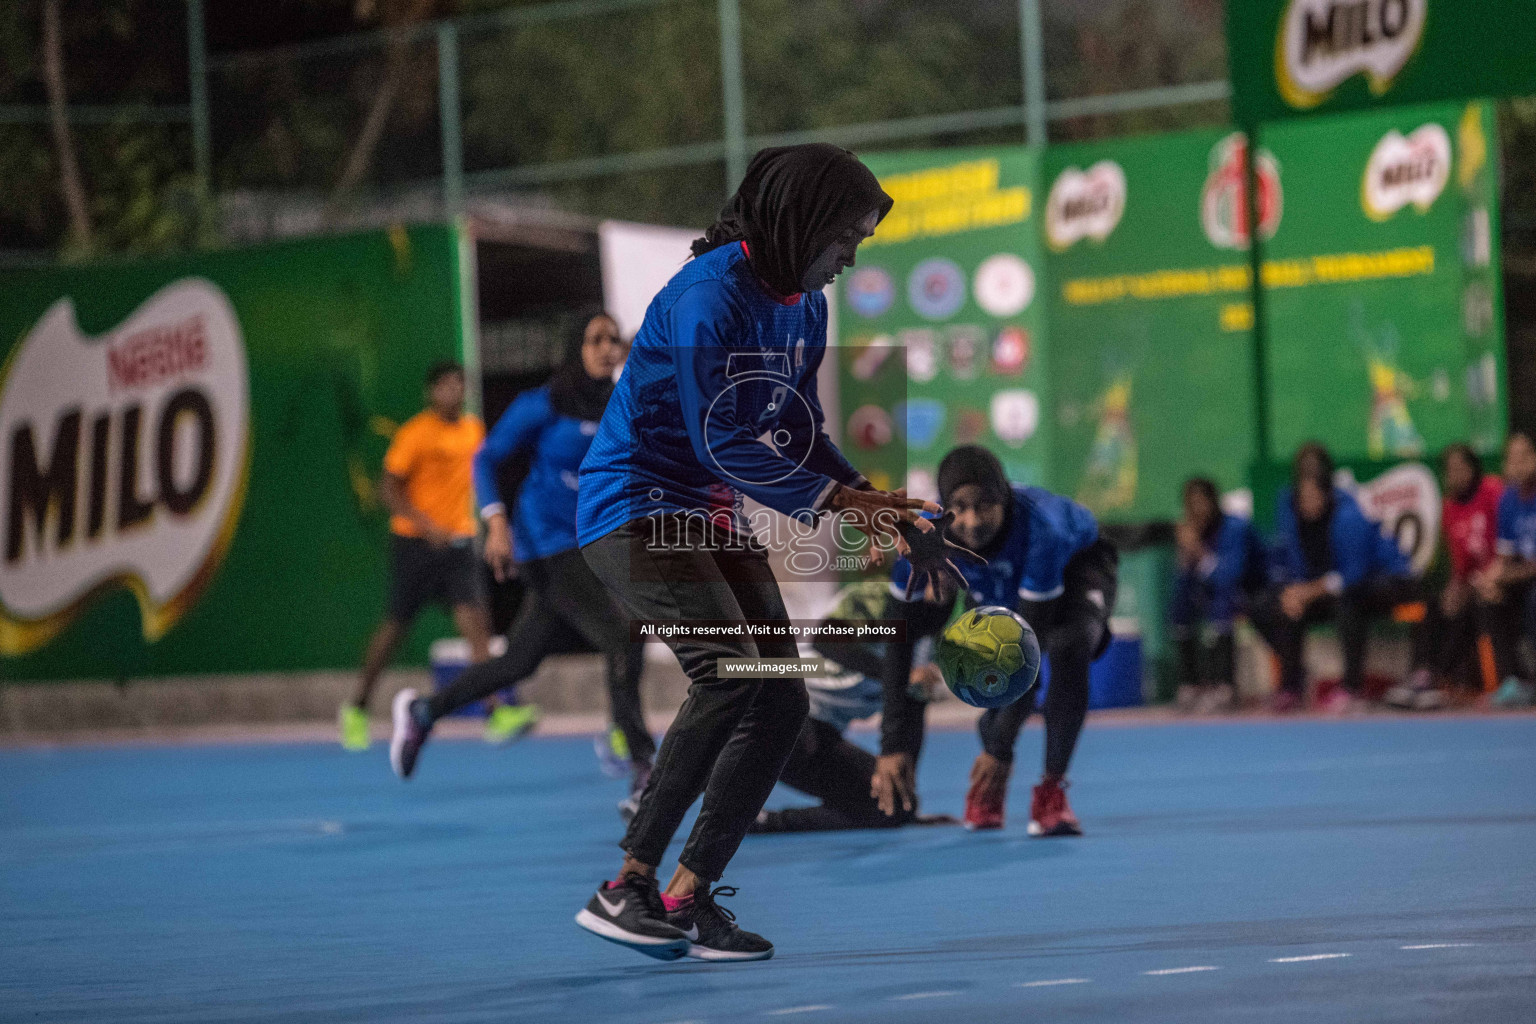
[936,606,1041,709]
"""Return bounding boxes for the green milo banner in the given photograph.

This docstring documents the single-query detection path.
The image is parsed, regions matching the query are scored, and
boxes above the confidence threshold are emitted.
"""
[0,226,473,681]
[1041,129,1263,523]
[836,147,1049,502]
[1227,0,1536,124]
[1258,100,1505,464]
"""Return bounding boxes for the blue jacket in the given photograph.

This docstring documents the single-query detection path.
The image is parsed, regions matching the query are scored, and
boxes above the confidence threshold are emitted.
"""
[577,242,864,544]
[1271,486,1410,590]
[1173,514,1265,625]
[473,386,597,561]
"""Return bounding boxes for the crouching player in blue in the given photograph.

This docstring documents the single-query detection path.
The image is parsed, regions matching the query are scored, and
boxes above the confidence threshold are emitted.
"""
[390,314,657,818]
[1171,477,1268,713]
[747,581,955,833]
[884,446,1118,835]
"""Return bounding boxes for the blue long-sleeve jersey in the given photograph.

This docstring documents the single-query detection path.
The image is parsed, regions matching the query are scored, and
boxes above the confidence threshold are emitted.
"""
[1172,513,1266,625]
[890,484,1100,608]
[473,386,598,561]
[1271,486,1410,590]
[577,241,865,544]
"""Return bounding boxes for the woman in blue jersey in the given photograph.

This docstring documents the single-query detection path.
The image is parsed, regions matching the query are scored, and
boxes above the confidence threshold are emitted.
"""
[1171,477,1267,712]
[570,144,944,964]
[1250,442,1418,713]
[389,314,654,810]
[883,446,1117,836]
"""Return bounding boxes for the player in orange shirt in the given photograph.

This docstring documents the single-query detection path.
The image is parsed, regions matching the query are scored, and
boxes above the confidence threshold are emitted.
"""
[340,362,493,750]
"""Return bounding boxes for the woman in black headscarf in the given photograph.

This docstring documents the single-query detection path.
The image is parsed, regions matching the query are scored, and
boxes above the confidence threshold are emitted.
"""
[566,144,954,963]
[389,313,656,811]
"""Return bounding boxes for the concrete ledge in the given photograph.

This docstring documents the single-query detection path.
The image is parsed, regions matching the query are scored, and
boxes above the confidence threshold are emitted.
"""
[0,653,697,737]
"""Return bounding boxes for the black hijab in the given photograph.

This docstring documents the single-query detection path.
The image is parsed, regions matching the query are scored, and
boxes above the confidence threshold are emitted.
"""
[548,318,616,422]
[692,143,894,297]
[1292,442,1336,578]
[938,445,1015,558]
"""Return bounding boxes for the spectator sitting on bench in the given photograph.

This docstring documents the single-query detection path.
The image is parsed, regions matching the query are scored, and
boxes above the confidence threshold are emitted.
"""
[1171,477,1268,713]
[1385,444,1502,710]
[1251,442,1419,714]
[1473,431,1536,707]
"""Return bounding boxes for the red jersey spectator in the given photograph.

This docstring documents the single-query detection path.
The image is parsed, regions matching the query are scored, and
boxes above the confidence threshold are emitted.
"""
[1443,456,1503,582]
[1390,445,1502,708]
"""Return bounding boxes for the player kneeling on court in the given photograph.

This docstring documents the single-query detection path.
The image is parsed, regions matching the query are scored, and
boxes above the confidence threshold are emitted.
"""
[885,446,1117,835]
[747,581,956,833]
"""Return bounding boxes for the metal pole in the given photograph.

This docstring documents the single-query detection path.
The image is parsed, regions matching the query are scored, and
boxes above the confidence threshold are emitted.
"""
[438,22,465,217]
[717,0,747,194]
[186,0,211,193]
[1243,131,1272,468]
[1019,0,1046,147]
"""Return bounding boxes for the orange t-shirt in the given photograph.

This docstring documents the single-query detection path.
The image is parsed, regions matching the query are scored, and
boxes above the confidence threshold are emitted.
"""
[383,410,484,539]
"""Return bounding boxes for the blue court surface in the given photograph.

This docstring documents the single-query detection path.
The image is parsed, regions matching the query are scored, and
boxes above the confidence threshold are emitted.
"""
[3,717,1534,1023]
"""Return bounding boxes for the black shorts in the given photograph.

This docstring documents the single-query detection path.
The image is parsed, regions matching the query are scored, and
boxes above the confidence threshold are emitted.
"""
[387,534,484,622]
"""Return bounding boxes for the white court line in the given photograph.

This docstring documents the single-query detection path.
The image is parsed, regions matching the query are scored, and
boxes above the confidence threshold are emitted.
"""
[1143,966,1220,976]
[1270,953,1351,963]
[765,1007,833,1016]
[1402,943,1479,950]
[1017,978,1092,988]
[888,991,959,1001]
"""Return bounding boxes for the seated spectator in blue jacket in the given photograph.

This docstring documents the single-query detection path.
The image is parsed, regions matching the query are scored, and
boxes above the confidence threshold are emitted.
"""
[1251,443,1419,713]
[1171,478,1267,712]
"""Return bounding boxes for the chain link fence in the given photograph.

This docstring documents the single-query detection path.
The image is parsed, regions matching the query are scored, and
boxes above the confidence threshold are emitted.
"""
[203,0,1232,237]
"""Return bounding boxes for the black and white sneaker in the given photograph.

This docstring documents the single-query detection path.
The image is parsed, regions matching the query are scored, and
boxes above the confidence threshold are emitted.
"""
[668,885,774,962]
[575,874,690,961]
[389,689,431,779]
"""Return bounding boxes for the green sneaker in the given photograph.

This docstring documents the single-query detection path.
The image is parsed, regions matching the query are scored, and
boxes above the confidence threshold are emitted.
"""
[1493,677,1535,708]
[484,703,540,745]
[595,725,630,778]
[339,704,371,751]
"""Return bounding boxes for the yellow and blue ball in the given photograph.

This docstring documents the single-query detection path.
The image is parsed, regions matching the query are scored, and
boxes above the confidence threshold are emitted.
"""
[935,606,1041,709]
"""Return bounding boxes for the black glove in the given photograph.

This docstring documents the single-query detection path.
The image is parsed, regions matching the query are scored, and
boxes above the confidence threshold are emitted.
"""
[897,510,987,601]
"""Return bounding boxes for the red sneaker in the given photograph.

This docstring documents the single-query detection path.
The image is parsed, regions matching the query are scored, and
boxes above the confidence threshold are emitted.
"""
[1028,778,1082,837]
[963,775,1006,831]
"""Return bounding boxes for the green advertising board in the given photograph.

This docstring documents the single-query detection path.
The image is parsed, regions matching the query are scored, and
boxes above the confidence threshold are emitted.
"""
[1042,128,1262,523]
[835,147,1049,503]
[1227,0,1536,125]
[1258,100,1505,465]
[0,225,473,681]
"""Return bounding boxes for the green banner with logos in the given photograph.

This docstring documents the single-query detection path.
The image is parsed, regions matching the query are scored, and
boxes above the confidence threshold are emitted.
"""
[1227,0,1536,125]
[835,147,1050,504]
[1258,100,1505,465]
[1041,128,1262,523]
[0,226,472,681]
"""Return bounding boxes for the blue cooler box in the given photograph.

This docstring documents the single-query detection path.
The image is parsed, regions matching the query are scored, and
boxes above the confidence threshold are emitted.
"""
[1033,631,1143,710]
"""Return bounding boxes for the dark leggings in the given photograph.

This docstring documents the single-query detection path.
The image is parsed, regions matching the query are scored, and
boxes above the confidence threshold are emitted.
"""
[584,515,809,883]
[979,539,1118,780]
[1415,588,1480,686]
[424,547,654,764]
[765,718,913,832]
[1177,632,1236,689]
[1250,575,1421,695]
[1485,579,1536,682]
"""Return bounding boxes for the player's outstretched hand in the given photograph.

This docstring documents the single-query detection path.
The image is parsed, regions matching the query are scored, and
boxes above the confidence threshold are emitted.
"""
[899,510,987,601]
[871,752,916,817]
[829,484,940,566]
